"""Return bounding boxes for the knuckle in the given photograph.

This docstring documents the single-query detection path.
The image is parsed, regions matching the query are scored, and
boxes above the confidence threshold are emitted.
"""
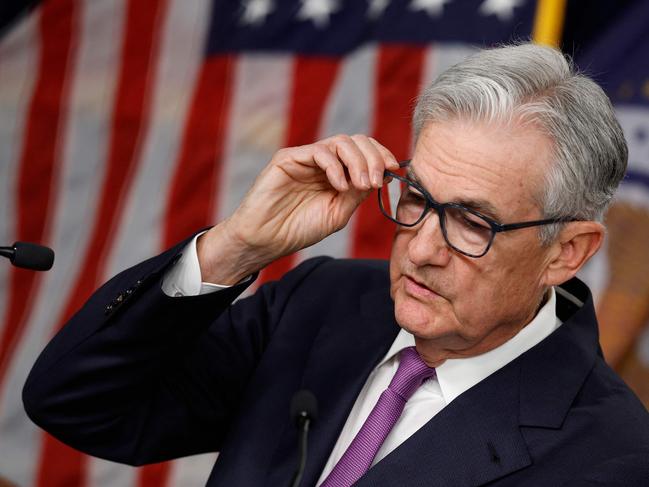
[333,133,353,146]
[368,136,387,152]
[274,147,291,159]
[312,145,335,165]
[312,143,330,156]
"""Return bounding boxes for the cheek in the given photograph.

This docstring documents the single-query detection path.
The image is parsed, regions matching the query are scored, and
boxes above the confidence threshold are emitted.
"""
[389,230,410,289]
[469,246,545,322]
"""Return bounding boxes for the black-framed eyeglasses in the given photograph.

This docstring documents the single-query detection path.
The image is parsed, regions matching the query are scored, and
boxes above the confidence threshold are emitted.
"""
[378,161,577,258]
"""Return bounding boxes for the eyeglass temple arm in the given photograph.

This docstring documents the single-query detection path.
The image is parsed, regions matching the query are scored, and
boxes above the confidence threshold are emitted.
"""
[495,217,577,233]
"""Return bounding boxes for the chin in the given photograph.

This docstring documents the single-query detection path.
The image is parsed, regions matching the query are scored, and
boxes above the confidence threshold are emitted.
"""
[393,288,452,339]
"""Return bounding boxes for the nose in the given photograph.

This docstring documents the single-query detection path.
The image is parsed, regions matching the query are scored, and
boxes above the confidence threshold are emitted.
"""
[407,210,451,267]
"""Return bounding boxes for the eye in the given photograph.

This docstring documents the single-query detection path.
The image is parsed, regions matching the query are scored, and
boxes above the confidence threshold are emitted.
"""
[402,186,426,204]
[459,211,491,231]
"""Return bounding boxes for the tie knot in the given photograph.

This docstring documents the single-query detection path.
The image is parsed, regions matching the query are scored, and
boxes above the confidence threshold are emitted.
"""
[388,347,436,401]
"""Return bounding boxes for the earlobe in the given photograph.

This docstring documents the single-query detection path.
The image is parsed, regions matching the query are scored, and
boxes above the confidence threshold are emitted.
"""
[542,222,605,287]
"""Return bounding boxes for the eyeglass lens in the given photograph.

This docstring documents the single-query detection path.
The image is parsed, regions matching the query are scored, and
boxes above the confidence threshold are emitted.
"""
[379,178,493,256]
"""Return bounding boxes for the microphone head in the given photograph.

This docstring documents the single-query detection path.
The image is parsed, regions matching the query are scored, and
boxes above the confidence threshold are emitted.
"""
[12,242,55,271]
[290,389,318,425]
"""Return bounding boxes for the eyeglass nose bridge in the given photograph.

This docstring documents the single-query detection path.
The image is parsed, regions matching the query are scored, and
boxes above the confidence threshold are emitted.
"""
[415,200,451,247]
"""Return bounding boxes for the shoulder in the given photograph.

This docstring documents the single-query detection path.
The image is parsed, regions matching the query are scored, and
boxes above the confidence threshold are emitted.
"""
[278,257,389,289]
[250,257,391,317]
[560,355,649,466]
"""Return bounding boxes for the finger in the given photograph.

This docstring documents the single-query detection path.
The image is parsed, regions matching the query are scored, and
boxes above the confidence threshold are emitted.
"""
[325,134,372,190]
[273,144,349,191]
[367,137,400,171]
[351,134,387,188]
[311,144,350,191]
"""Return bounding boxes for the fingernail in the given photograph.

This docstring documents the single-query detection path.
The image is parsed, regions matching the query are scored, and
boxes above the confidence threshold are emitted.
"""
[371,172,381,187]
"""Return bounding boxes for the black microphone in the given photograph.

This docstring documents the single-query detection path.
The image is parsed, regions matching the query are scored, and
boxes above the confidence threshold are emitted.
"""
[289,389,318,487]
[0,242,55,271]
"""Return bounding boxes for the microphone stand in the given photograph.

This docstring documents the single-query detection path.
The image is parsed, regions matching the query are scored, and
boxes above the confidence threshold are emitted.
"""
[290,412,312,487]
[289,390,317,487]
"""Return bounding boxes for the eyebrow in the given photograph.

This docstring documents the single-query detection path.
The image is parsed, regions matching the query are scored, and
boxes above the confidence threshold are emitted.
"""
[407,167,504,222]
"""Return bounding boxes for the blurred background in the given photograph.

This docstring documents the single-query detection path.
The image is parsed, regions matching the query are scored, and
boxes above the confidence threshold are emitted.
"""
[0,0,647,486]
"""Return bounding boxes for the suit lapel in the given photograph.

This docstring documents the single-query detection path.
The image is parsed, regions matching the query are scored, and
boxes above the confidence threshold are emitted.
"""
[357,278,598,486]
[265,286,400,487]
[357,361,531,487]
[264,277,597,487]
[518,278,598,428]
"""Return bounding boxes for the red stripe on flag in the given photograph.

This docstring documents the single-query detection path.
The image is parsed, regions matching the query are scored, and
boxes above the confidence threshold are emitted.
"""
[258,56,340,283]
[0,0,77,395]
[139,461,171,487]
[36,0,170,485]
[163,55,235,247]
[157,54,235,487]
[352,45,425,259]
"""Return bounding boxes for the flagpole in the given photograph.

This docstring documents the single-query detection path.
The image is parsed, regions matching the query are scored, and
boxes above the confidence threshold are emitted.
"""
[532,0,567,48]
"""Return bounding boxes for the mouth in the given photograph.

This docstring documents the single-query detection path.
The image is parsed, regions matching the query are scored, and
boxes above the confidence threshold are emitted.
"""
[403,275,442,300]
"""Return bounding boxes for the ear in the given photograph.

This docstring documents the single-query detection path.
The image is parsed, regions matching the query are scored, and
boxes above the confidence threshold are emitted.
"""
[542,221,605,287]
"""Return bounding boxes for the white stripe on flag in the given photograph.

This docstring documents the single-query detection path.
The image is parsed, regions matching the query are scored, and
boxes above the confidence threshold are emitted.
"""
[168,453,218,487]
[0,9,43,487]
[0,12,40,350]
[217,54,293,223]
[300,44,378,262]
[421,42,476,88]
[105,0,213,278]
[0,1,124,485]
[88,459,136,487]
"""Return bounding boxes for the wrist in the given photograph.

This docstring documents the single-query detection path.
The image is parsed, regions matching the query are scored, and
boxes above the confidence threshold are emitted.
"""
[196,220,273,285]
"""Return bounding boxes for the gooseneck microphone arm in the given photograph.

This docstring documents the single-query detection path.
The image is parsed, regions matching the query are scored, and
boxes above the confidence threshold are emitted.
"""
[289,390,318,487]
[292,412,311,487]
[0,242,55,271]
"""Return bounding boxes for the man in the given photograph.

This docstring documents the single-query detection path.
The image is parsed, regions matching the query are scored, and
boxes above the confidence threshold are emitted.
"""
[23,43,649,486]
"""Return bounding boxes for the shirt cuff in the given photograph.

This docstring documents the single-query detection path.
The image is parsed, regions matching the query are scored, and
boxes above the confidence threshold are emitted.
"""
[161,232,250,297]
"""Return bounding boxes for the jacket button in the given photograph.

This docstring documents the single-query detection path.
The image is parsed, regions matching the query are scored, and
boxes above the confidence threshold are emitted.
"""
[104,304,114,315]
[116,294,124,303]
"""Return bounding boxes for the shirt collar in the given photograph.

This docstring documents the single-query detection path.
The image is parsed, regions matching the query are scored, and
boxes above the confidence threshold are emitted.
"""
[376,287,561,405]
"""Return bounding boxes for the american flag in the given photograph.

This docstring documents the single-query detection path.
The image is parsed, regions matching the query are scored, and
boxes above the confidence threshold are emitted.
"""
[0,0,568,486]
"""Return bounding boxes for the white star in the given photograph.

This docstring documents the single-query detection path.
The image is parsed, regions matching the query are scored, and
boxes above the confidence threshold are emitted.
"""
[297,0,340,28]
[240,0,274,26]
[409,0,452,17]
[479,0,525,22]
[368,0,390,19]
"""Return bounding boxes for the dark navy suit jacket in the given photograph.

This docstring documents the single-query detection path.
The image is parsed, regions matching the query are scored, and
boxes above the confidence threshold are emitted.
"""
[23,237,649,486]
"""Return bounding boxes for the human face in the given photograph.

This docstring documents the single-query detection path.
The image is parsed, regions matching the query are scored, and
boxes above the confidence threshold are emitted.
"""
[389,119,556,366]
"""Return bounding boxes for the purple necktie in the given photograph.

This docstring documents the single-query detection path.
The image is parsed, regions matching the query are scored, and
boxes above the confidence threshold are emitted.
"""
[320,346,436,487]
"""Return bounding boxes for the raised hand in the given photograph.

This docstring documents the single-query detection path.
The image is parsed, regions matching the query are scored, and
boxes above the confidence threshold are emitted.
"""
[197,134,399,284]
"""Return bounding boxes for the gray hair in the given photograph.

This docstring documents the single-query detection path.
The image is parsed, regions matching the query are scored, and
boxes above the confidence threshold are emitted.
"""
[413,43,628,243]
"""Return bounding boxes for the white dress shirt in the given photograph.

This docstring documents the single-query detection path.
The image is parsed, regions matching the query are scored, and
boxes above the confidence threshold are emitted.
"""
[161,237,561,484]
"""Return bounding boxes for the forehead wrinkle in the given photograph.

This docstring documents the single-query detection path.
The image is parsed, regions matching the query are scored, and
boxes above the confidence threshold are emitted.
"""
[418,125,507,189]
[408,164,504,221]
[412,120,553,225]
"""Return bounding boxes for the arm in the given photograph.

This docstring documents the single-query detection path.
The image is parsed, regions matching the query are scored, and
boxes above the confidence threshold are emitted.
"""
[22,233,331,464]
[23,134,397,465]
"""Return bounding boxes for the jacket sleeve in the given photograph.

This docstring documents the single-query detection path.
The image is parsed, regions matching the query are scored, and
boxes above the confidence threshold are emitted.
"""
[22,233,329,466]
